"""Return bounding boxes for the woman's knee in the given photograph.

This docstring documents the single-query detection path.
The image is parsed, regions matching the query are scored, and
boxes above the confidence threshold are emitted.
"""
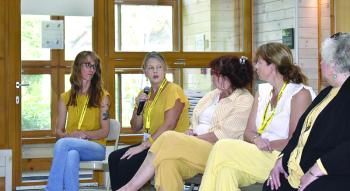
[158,160,178,172]
[54,138,70,150]
[67,150,80,161]
[108,149,123,164]
[158,131,178,141]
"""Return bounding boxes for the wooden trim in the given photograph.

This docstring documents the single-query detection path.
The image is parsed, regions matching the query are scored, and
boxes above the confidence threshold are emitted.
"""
[115,0,174,5]
[21,137,57,144]
[318,0,321,91]
[0,178,4,191]
[119,134,143,144]
[6,0,22,187]
[19,179,97,187]
[22,158,52,171]
[22,130,52,138]
[173,0,179,51]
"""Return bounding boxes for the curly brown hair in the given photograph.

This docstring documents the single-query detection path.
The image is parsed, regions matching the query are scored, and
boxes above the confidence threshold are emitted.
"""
[209,56,253,88]
[67,51,103,108]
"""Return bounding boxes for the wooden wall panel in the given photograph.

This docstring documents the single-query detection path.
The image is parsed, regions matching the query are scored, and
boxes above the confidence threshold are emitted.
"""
[0,59,6,147]
[0,177,4,191]
[335,0,350,32]
[0,0,7,148]
[0,0,4,58]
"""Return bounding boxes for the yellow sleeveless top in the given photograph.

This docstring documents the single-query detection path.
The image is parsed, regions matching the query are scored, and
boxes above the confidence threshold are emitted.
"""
[142,82,190,135]
[61,89,109,145]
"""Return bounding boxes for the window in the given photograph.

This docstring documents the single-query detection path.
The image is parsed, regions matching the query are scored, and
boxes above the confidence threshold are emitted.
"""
[21,74,51,131]
[21,15,50,60]
[109,0,252,133]
[64,16,93,60]
[115,4,173,51]
[182,0,244,52]
[21,15,93,136]
[183,68,212,93]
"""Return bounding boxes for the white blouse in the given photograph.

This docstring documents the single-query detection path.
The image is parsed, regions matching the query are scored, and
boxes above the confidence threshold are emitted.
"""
[193,95,219,135]
[256,83,316,141]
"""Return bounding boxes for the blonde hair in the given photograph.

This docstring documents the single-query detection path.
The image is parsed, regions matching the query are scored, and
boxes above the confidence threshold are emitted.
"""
[142,51,167,71]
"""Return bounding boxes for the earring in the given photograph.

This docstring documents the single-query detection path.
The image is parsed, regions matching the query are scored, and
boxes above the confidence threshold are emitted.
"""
[332,74,337,80]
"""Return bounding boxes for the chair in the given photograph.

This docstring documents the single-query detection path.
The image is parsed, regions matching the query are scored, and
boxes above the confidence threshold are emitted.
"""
[80,119,120,190]
[185,174,202,191]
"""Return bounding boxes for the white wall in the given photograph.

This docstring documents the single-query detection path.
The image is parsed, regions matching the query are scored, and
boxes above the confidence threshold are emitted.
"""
[254,0,322,92]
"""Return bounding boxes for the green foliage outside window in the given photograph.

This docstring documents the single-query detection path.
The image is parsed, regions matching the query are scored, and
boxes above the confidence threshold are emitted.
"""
[21,75,51,131]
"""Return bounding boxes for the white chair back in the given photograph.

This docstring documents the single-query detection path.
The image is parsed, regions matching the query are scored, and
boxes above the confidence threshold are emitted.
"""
[107,119,120,150]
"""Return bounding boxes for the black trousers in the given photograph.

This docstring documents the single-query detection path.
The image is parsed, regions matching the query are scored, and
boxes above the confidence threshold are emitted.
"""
[262,174,350,191]
[108,144,149,190]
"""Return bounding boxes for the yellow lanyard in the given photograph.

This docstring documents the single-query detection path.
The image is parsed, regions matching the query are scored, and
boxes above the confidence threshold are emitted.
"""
[77,96,89,130]
[258,82,287,134]
[145,79,168,133]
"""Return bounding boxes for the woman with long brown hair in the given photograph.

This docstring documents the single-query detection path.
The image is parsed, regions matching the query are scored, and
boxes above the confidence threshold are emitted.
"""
[45,51,110,191]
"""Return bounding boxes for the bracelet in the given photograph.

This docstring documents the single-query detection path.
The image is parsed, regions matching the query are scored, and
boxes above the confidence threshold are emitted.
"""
[148,136,154,144]
[308,170,320,177]
[251,134,260,143]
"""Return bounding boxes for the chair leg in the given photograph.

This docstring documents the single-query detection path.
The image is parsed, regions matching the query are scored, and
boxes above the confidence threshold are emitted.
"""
[189,183,195,191]
[105,172,110,191]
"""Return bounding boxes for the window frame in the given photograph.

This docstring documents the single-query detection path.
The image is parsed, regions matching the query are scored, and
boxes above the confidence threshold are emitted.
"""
[108,0,252,132]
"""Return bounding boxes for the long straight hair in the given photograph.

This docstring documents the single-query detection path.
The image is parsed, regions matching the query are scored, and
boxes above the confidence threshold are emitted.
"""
[67,51,103,107]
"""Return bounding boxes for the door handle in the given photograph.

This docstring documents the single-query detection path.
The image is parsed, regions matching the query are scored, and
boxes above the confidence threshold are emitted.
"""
[16,81,29,89]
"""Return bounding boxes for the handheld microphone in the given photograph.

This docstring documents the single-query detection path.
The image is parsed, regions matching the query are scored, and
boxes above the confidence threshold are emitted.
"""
[137,86,150,115]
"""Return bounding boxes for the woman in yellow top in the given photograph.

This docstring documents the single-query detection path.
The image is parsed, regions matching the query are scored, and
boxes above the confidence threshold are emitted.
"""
[116,56,255,191]
[108,51,189,190]
[264,33,350,191]
[45,51,110,191]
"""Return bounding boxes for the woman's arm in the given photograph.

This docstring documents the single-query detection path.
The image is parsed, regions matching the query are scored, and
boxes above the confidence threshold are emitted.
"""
[243,93,259,142]
[270,88,312,151]
[148,99,185,141]
[196,132,218,144]
[130,92,148,132]
[121,99,185,159]
[82,95,111,139]
[55,98,68,138]
[243,93,274,151]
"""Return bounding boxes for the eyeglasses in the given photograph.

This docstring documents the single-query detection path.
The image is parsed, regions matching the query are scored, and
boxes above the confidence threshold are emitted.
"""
[210,69,220,76]
[83,62,97,70]
[330,32,346,40]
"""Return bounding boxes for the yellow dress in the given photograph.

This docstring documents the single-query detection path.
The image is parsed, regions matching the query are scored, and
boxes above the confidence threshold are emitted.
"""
[142,82,189,134]
[61,89,109,145]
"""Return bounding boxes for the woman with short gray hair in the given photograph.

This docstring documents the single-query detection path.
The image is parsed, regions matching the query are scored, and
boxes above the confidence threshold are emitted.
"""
[264,32,350,191]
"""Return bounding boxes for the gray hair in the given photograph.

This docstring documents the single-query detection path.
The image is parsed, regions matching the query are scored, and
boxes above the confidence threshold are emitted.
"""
[321,33,350,73]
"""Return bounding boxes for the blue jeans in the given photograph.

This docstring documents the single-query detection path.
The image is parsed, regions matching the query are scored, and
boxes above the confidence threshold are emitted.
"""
[45,138,105,191]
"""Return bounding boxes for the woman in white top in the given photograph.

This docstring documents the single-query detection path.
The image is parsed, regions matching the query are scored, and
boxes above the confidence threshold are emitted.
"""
[117,56,254,191]
[199,42,316,191]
